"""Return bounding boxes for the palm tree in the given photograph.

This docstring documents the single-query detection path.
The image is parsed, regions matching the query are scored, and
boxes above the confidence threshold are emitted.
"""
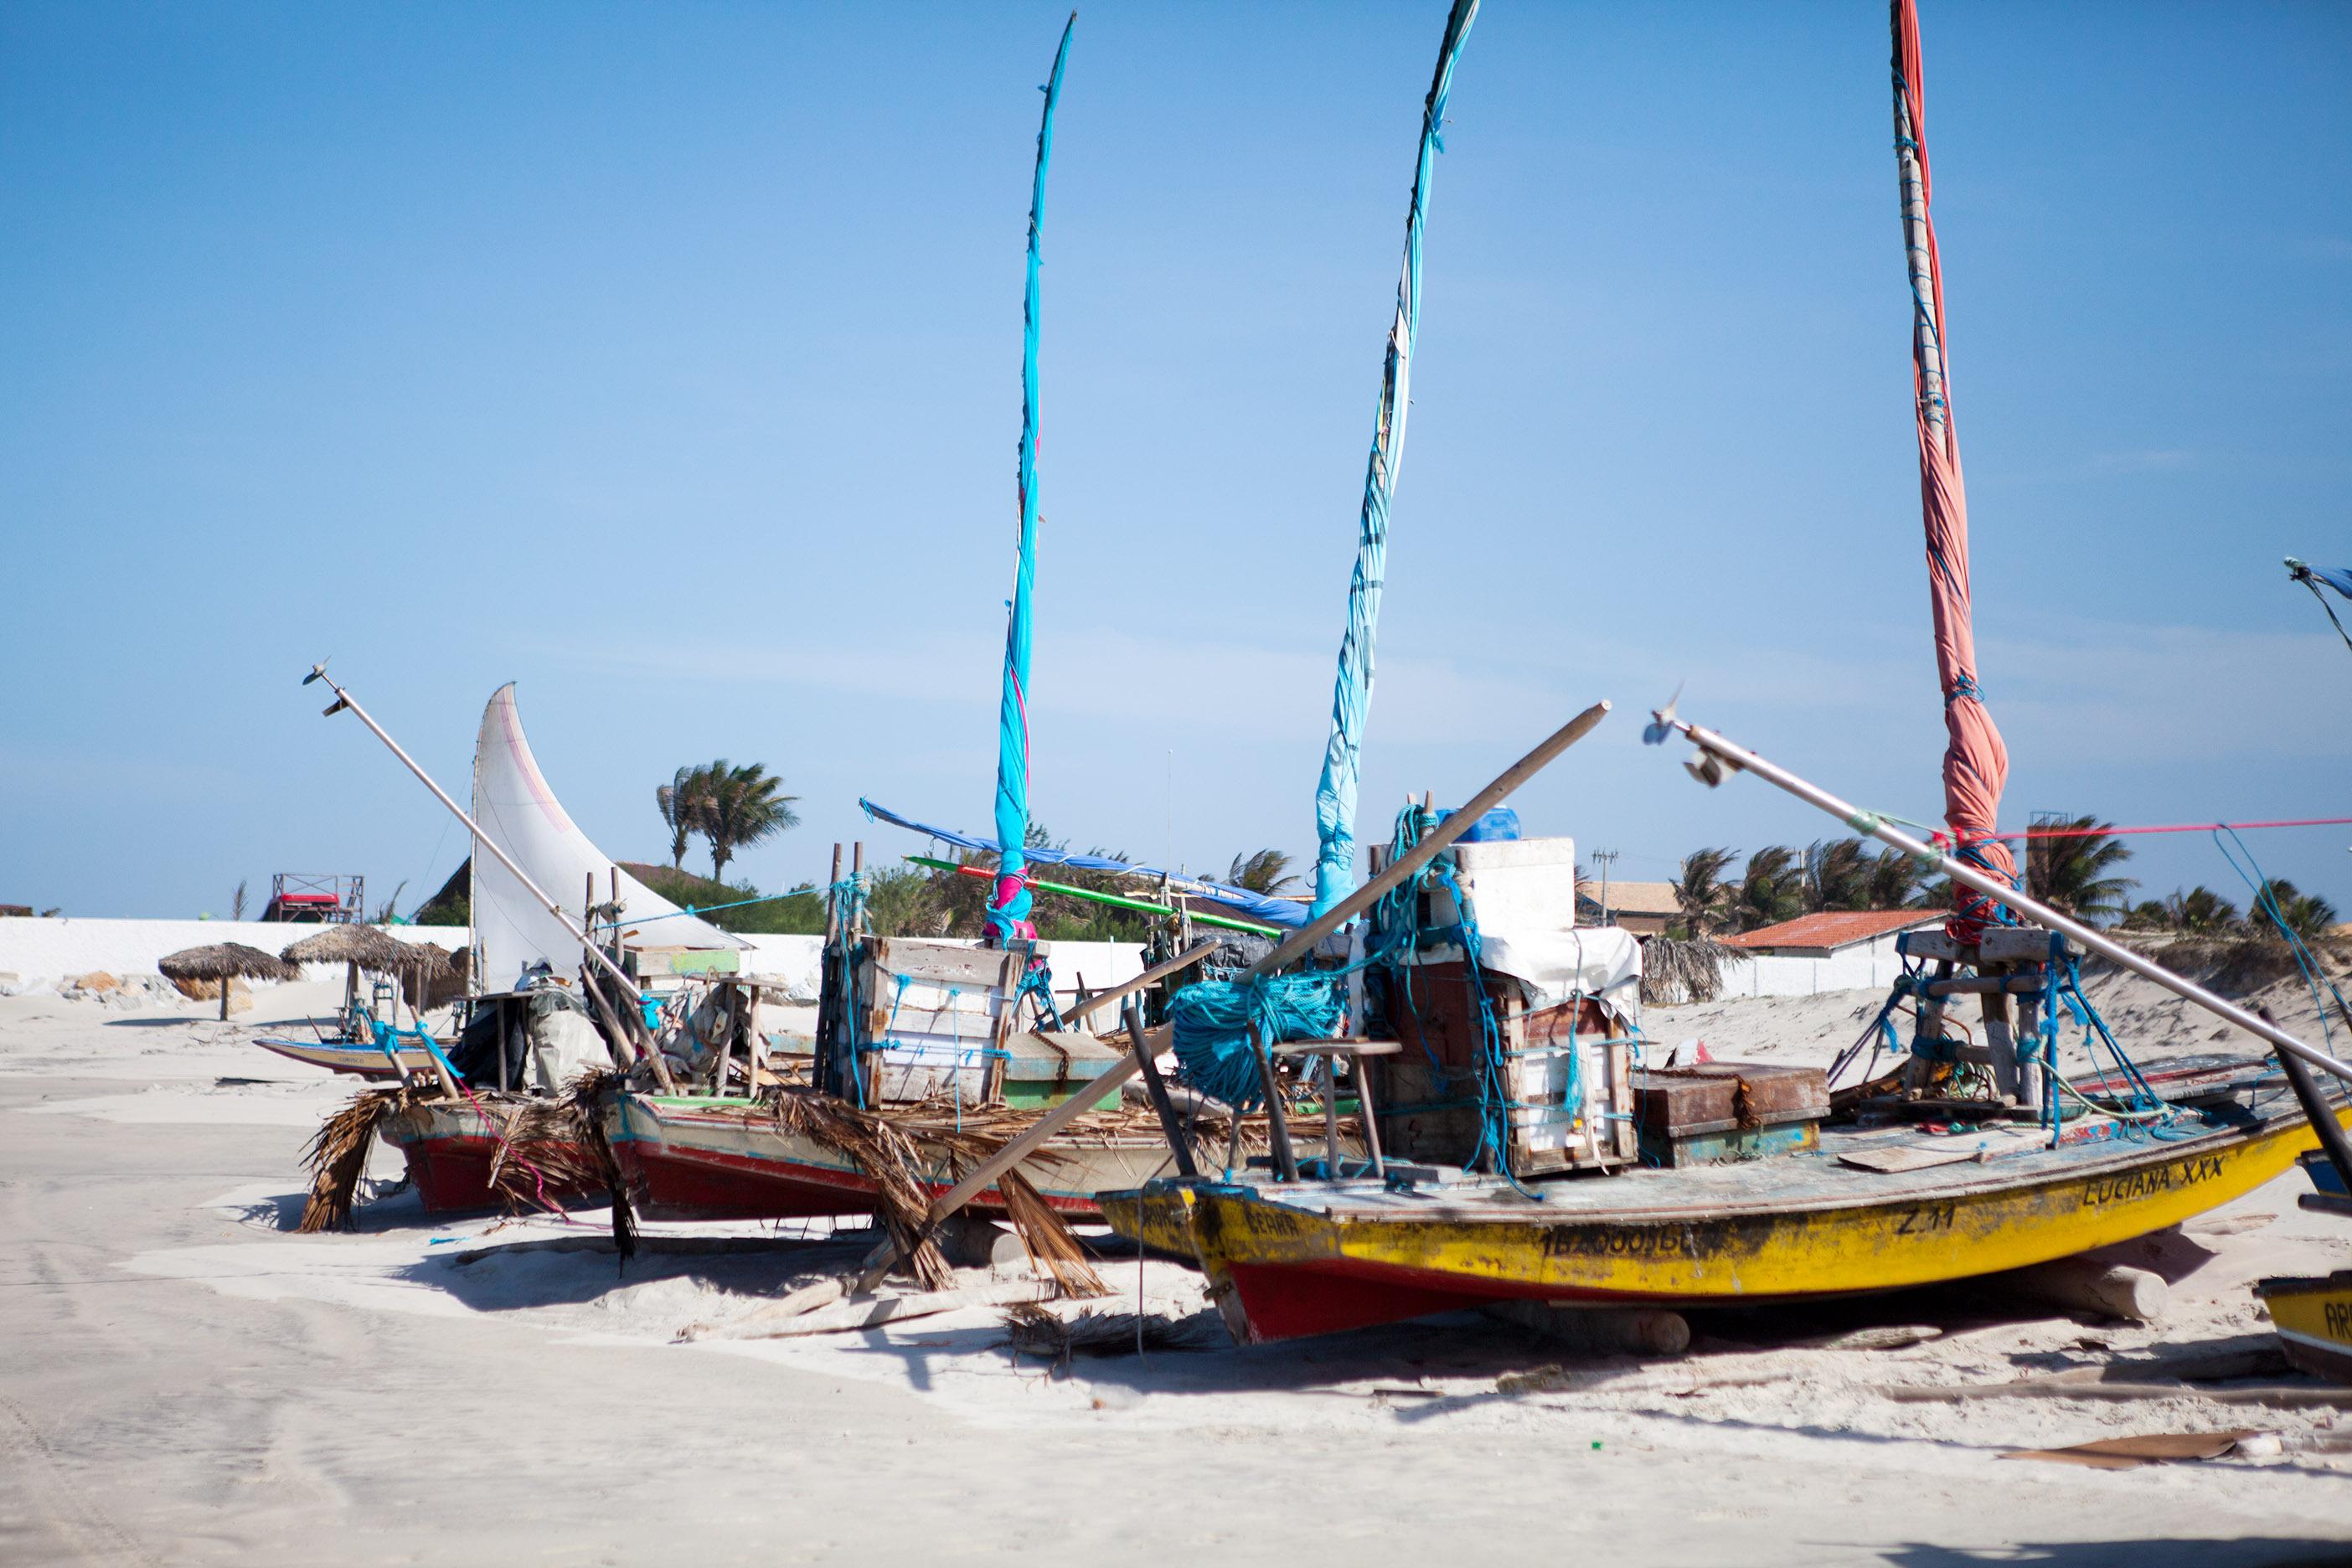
[1732,846,1803,932]
[1803,838,1875,912]
[1865,846,1930,910]
[2255,878,2339,942]
[700,761,800,883]
[2163,885,2240,934]
[656,765,714,872]
[2024,814,2136,925]
[1225,848,1302,895]
[1674,848,1739,937]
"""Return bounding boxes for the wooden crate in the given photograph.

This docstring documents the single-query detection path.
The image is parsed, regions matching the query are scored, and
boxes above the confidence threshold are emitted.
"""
[1632,1062,1828,1168]
[1370,960,1637,1178]
[853,938,1026,1105]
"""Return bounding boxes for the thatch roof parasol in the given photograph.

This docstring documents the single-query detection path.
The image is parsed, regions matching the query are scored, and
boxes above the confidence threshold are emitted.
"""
[159,941,301,1019]
[279,926,453,1025]
[280,925,414,973]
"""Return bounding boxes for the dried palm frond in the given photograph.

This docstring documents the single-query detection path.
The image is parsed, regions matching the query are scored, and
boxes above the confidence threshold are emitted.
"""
[993,1167,1107,1298]
[298,1085,418,1233]
[772,1090,953,1290]
[1641,936,1729,1005]
[479,1072,639,1259]
[999,1301,1225,1360]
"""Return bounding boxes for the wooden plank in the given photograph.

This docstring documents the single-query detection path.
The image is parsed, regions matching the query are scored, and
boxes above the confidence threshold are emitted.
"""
[870,939,1021,991]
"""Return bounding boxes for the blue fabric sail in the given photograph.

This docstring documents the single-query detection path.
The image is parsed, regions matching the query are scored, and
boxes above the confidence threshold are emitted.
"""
[1308,0,1481,920]
[2299,563,2352,601]
[987,14,1075,946]
[860,799,1308,930]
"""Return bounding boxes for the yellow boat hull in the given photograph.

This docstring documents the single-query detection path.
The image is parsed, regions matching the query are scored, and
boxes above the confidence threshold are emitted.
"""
[2254,1271,2352,1383]
[1106,1097,2344,1343]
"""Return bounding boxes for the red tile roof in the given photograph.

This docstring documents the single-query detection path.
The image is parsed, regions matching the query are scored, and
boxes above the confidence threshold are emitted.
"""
[1720,910,1941,951]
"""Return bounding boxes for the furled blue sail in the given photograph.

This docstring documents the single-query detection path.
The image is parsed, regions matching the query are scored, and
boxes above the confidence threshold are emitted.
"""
[1308,0,1481,920]
[984,15,1076,946]
[860,799,1308,930]
[2288,558,2352,657]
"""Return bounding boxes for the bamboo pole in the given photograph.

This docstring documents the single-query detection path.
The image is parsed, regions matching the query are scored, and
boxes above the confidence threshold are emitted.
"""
[302,664,677,1091]
[1652,707,2352,1086]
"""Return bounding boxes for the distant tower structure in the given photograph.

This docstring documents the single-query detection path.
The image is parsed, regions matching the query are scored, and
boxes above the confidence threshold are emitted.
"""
[263,873,364,924]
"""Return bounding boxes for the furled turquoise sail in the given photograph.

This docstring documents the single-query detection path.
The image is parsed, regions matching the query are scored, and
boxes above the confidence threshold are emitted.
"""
[1309,0,1481,919]
[986,13,1075,946]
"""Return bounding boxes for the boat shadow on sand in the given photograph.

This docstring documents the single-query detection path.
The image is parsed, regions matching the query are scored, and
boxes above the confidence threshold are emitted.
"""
[1877,1543,2352,1568]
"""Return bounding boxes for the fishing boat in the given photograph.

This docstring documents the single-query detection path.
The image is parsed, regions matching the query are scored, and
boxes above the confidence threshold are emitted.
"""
[255,1034,438,1081]
[252,924,461,1080]
[297,675,748,1219]
[1102,0,2352,1344]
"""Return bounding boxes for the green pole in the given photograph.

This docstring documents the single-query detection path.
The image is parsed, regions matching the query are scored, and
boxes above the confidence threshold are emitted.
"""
[903,855,1280,937]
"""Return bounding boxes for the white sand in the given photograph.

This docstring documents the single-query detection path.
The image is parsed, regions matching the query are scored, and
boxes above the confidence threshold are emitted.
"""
[5,973,2351,1565]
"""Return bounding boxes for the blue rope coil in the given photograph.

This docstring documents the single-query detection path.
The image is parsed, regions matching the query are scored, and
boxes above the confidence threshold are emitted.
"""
[1167,972,1345,1112]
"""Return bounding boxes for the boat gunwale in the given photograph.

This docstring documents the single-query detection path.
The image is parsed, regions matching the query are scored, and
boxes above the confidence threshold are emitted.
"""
[1127,1086,2331,1232]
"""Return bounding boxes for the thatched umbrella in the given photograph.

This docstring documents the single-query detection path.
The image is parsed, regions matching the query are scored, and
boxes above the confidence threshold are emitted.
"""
[159,942,301,1020]
[281,926,451,1025]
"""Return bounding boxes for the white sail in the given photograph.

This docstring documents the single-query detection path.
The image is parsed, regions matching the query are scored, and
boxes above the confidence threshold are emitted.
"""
[469,683,745,994]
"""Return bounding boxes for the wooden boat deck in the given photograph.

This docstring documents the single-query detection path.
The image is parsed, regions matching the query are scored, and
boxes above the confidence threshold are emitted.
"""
[1225,1056,2301,1227]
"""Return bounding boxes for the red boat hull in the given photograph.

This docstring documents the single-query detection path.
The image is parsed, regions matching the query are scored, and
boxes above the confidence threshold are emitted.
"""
[383,1126,601,1215]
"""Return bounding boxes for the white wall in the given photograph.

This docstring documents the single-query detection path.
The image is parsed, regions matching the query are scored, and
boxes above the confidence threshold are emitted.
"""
[1715,931,1919,999]
[0,916,1149,1007]
[0,916,468,988]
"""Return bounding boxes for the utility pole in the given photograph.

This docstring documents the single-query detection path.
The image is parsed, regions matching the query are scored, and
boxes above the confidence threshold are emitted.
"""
[1591,848,1619,927]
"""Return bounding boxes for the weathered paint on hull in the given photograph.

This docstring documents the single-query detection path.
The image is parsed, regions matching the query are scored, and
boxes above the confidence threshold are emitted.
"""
[1106,1102,2346,1344]
[378,1105,597,1215]
[606,1093,1183,1223]
[2254,1272,2352,1384]
[255,1037,432,1080]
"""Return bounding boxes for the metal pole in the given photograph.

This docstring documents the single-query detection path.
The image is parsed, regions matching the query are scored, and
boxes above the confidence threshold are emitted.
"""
[1653,707,2352,1086]
[302,663,676,1091]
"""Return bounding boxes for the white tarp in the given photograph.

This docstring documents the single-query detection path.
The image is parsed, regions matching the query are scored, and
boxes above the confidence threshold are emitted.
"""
[470,683,745,994]
[1411,837,1643,1024]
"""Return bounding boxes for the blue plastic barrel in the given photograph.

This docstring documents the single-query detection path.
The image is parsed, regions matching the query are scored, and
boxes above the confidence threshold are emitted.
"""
[1442,806,1520,843]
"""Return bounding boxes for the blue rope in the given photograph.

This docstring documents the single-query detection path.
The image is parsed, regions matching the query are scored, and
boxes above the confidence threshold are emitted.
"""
[2214,826,2347,1054]
[1167,972,1344,1112]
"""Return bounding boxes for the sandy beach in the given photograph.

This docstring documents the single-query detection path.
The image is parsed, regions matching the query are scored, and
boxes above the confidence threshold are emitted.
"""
[6,975,2349,1566]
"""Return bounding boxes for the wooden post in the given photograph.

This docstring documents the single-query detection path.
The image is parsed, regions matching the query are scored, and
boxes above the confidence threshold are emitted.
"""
[824,843,843,945]
[851,842,865,936]
[1126,999,1197,1179]
[1251,1023,1298,1181]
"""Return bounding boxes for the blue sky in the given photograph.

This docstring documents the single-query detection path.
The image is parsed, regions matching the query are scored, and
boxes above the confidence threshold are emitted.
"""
[3,1,2346,923]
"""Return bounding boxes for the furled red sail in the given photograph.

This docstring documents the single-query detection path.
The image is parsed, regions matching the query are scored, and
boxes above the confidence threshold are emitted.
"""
[1890,0,2015,939]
